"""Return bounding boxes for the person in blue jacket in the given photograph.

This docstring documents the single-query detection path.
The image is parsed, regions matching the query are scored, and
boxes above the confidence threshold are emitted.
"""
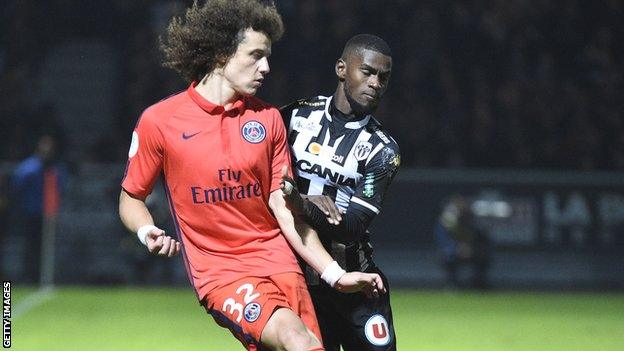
[10,133,67,284]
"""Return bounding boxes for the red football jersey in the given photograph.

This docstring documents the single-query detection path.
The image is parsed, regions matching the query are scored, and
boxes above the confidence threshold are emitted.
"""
[122,83,301,299]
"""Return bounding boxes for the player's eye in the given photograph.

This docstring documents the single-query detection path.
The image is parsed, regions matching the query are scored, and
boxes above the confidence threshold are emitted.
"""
[380,73,391,83]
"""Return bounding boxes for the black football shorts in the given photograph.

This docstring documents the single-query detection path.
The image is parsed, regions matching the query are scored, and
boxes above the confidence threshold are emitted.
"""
[308,267,396,351]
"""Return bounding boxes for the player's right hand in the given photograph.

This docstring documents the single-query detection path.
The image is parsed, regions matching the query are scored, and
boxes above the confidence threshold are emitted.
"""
[335,271,386,297]
[304,195,343,225]
[279,165,305,214]
[146,229,180,257]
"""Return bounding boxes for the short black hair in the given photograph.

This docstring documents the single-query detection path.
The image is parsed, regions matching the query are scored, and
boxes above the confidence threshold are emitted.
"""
[341,34,392,59]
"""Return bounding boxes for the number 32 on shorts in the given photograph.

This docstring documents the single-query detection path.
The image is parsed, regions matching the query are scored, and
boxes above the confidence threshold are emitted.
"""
[222,283,262,323]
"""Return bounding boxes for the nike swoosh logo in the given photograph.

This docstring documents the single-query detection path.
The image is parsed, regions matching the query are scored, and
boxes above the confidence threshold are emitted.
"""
[182,131,201,140]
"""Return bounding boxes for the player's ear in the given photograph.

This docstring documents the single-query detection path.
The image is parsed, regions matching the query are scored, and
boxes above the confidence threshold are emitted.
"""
[336,59,346,81]
[213,53,230,71]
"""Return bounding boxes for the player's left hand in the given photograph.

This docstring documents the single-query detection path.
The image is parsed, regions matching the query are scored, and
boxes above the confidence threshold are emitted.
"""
[145,228,181,258]
[335,271,386,298]
[304,195,342,225]
[280,165,304,213]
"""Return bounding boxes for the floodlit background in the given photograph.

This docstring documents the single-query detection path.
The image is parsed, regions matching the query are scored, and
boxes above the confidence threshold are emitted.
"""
[1,1,623,350]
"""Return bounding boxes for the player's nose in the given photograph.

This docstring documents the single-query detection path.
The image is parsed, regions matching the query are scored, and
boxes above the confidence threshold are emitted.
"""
[368,75,381,90]
[258,57,270,74]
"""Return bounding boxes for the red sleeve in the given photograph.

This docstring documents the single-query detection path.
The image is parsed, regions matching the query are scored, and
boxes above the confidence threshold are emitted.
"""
[269,108,293,192]
[121,108,164,199]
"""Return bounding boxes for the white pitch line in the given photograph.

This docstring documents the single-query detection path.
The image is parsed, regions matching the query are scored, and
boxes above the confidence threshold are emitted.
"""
[12,286,57,320]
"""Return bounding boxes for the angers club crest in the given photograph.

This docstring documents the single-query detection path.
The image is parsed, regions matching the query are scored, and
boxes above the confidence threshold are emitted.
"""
[354,141,373,161]
[242,121,266,144]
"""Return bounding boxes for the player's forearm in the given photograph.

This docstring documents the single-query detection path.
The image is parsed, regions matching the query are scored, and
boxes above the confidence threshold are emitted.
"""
[302,202,372,242]
[295,221,337,273]
[269,191,333,274]
[119,189,155,233]
[282,219,334,275]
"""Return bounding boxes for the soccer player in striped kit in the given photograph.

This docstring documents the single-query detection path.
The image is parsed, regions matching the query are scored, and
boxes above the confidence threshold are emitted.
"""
[118,2,384,350]
[280,34,400,351]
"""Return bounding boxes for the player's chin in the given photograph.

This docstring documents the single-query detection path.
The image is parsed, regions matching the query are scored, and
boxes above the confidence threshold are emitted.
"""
[248,82,264,94]
[365,105,378,114]
[353,99,377,115]
[239,86,259,97]
[358,104,377,115]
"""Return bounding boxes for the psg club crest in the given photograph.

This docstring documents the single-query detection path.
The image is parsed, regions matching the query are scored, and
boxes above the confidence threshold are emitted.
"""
[242,120,266,144]
[244,302,262,323]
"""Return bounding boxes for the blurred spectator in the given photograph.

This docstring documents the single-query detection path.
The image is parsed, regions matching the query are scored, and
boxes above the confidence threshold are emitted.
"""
[434,196,491,289]
[9,133,67,284]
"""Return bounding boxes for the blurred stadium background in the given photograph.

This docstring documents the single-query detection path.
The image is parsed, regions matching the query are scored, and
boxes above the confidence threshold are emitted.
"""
[1,0,623,350]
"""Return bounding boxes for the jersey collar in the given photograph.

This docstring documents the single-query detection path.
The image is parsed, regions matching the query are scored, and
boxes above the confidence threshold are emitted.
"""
[325,95,371,129]
[188,82,245,115]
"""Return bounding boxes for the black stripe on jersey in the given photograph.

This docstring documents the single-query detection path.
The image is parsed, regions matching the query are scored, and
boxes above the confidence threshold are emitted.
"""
[280,102,300,131]
[281,100,323,147]
[366,120,393,145]
[288,129,299,146]
[334,130,367,164]
[296,176,311,195]
[357,158,367,175]
[281,103,298,146]
[312,122,330,146]
[322,184,338,201]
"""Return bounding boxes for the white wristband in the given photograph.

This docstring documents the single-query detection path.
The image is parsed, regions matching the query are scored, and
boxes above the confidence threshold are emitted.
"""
[137,225,159,246]
[320,261,346,288]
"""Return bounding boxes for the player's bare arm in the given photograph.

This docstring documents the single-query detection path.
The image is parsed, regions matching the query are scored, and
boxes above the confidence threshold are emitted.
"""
[279,166,342,225]
[303,195,343,224]
[295,221,385,297]
[279,166,374,244]
[119,189,180,257]
[268,187,385,296]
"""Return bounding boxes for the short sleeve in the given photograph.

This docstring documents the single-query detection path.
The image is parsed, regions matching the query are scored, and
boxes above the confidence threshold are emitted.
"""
[351,144,401,216]
[121,108,164,199]
[269,108,293,192]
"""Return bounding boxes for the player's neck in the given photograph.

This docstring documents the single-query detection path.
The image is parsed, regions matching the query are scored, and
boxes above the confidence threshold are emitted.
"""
[333,85,369,118]
[333,86,355,117]
[195,72,241,109]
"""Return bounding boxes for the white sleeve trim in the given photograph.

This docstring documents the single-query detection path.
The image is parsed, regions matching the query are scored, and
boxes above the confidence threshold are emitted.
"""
[351,197,380,214]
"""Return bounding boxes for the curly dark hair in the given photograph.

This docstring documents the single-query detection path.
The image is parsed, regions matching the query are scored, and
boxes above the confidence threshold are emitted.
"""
[160,0,284,82]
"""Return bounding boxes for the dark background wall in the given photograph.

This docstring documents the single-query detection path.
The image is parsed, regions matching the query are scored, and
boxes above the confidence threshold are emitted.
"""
[1,0,623,169]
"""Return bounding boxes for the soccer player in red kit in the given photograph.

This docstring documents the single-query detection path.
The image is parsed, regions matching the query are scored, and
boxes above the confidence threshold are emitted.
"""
[118,1,384,351]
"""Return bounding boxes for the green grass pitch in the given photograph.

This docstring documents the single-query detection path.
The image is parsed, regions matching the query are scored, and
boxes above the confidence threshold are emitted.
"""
[10,287,624,350]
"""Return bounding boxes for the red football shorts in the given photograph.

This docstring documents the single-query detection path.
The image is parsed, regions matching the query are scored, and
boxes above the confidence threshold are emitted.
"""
[202,272,322,350]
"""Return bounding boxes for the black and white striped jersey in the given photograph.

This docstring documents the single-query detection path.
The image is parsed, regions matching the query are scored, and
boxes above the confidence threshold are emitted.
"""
[281,95,400,276]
